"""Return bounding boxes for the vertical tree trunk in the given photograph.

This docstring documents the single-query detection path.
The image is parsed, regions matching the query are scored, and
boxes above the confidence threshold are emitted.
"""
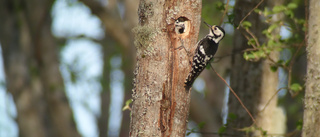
[228,0,267,131]
[228,0,285,135]
[0,0,80,137]
[302,0,320,136]
[120,1,139,136]
[130,0,201,136]
[78,0,139,136]
[98,37,115,137]
[120,46,135,137]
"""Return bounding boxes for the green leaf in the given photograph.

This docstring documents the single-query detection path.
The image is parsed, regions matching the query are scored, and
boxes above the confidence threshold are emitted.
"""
[272,5,286,13]
[263,7,271,16]
[122,99,133,111]
[227,13,235,25]
[247,38,256,47]
[267,40,275,47]
[263,131,268,135]
[243,52,256,60]
[215,1,225,11]
[228,113,237,120]
[218,126,226,135]
[287,3,298,9]
[268,24,278,33]
[290,83,303,92]
[254,8,261,13]
[255,50,265,58]
[270,65,278,72]
[284,10,294,18]
[241,21,252,29]
[198,122,206,129]
[296,119,303,130]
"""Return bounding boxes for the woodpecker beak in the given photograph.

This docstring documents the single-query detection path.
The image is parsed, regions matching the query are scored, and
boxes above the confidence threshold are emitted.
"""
[203,21,212,28]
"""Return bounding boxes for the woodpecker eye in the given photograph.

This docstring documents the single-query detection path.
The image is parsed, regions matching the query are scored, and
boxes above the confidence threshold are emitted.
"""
[214,27,217,30]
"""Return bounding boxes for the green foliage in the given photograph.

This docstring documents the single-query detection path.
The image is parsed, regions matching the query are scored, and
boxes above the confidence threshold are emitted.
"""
[241,21,252,29]
[296,119,303,130]
[215,1,225,11]
[215,0,305,134]
[242,1,305,65]
[122,99,133,111]
[186,122,206,136]
[218,125,226,136]
[228,113,237,121]
[197,122,206,129]
[226,13,235,26]
[290,83,303,93]
[270,65,278,72]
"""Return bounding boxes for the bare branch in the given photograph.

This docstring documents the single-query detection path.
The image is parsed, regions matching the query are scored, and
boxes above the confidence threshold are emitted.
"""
[237,0,265,29]
[219,0,229,26]
[209,64,256,124]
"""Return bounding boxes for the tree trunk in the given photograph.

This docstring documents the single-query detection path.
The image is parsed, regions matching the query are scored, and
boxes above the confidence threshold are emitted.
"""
[302,0,320,136]
[130,0,202,136]
[228,0,266,131]
[0,0,80,137]
[228,0,285,135]
[78,0,138,136]
[120,1,139,136]
[97,37,115,137]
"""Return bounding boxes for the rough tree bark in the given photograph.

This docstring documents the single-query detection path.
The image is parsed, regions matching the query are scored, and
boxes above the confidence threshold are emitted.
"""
[130,0,202,136]
[0,0,80,137]
[228,0,285,135]
[302,0,320,136]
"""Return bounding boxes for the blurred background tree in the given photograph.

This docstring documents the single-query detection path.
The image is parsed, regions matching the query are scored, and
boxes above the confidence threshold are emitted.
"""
[0,0,308,137]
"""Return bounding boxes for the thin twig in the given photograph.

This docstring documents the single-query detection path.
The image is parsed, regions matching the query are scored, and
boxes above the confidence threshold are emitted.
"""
[237,0,265,29]
[244,28,261,47]
[219,0,230,26]
[259,87,287,113]
[209,64,256,124]
[188,130,243,136]
[287,39,305,96]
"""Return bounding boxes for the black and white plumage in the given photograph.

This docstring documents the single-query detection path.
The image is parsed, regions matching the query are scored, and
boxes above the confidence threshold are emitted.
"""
[185,22,225,89]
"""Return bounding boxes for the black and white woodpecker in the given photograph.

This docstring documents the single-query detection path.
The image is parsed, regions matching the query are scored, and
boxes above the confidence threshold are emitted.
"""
[184,22,225,89]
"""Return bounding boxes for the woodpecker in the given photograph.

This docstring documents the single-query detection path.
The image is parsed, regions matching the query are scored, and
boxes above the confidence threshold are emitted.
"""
[184,22,225,89]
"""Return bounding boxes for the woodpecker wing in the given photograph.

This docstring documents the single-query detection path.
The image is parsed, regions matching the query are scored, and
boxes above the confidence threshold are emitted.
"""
[184,37,218,89]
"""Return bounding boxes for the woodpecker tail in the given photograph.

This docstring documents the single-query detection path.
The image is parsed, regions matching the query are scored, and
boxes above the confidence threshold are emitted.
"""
[184,69,201,90]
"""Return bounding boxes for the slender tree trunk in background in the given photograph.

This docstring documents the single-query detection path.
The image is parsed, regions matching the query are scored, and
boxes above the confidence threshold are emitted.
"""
[98,37,115,137]
[228,0,266,131]
[130,0,201,136]
[120,44,135,137]
[79,0,138,136]
[0,0,80,137]
[228,0,285,135]
[119,1,139,136]
[253,1,286,135]
[302,0,320,136]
